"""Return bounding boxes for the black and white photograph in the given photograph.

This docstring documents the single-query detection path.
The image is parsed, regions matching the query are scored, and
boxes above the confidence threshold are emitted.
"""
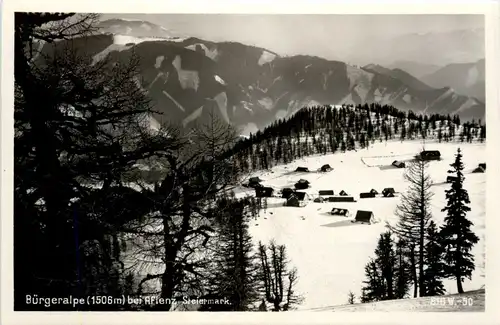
[1,0,499,324]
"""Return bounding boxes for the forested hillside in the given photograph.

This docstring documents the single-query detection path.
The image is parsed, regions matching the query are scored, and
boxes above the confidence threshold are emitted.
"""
[226,103,485,175]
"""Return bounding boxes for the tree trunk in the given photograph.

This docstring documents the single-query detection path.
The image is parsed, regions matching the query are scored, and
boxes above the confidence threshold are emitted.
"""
[161,216,175,311]
[418,217,425,297]
[456,275,464,294]
[409,245,418,298]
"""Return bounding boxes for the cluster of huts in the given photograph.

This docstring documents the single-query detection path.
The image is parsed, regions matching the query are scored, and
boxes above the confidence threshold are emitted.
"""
[359,188,396,198]
[295,164,333,173]
[243,164,388,225]
[245,173,397,205]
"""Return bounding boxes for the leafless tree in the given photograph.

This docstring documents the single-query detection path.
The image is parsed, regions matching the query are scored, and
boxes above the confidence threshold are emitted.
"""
[257,240,303,311]
[387,158,434,297]
[121,112,241,310]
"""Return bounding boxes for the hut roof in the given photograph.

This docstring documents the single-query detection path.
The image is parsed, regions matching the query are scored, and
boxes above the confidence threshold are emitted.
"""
[294,191,307,201]
[355,210,374,223]
[331,208,349,215]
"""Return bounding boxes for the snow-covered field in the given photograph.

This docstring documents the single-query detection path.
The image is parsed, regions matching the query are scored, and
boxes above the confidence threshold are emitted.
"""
[238,139,485,310]
[309,288,485,312]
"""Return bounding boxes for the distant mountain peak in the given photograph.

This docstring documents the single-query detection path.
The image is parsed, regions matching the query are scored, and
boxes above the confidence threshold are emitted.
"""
[98,18,186,39]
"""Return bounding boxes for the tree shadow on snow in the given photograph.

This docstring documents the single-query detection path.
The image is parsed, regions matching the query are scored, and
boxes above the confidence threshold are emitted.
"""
[320,219,357,228]
[378,165,400,171]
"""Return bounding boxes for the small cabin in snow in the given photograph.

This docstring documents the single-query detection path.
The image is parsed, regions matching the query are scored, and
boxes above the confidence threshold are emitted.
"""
[479,163,486,170]
[281,188,295,199]
[472,166,485,173]
[328,196,355,202]
[382,188,395,197]
[420,150,441,161]
[294,179,310,190]
[247,177,263,188]
[446,176,458,183]
[319,190,334,196]
[285,194,301,207]
[354,210,376,224]
[295,167,310,172]
[339,190,349,196]
[255,186,274,198]
[392,160,405,168]
[360,192,376,199]
[314,197,325,203]
[331,208,349,217]
[320,164,332,172]
[370,189,379,195]
[294,191,307,201]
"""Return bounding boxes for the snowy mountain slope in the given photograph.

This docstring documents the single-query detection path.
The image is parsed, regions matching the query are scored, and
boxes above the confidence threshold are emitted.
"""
[363,64,433,91]
[308,288,484,311]
[422,59,485,102]
[388,60,442,79]
[39,19,486,134]
[240,140,485,310]
[97,18,186,40]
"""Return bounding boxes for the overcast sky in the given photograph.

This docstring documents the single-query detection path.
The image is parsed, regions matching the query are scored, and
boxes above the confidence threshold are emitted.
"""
[99,14,484,65]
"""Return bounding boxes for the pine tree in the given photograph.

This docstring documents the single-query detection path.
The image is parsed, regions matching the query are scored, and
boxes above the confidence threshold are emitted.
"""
[393,239,411,299]
[422,221,446,296]
[360,259,384,302]
[204,196,261,311]
[374,231,396,300]
[440,148,479,293]
[347,291,356,304]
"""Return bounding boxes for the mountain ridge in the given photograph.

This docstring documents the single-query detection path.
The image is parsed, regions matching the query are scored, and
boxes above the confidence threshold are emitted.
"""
[421,59,485,102]
[37,18,485,134]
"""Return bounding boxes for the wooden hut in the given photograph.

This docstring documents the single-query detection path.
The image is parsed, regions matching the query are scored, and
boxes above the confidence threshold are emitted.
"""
[294,179,310,190]
[328,196,356,202]
[354,210,376,224]
[392,160,405,168]
[360,192,376,199]
[420,150,441,161]
[320,164,332,172]
[331,208,349,217]
[285,194,301,207]
[281,188,295,199]
[382,188,395,197]
[294,191,307,201]
[255,186,274,198]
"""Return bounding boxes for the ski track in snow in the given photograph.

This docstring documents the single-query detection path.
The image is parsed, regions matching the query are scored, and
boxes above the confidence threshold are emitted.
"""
[241,140,485,310]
